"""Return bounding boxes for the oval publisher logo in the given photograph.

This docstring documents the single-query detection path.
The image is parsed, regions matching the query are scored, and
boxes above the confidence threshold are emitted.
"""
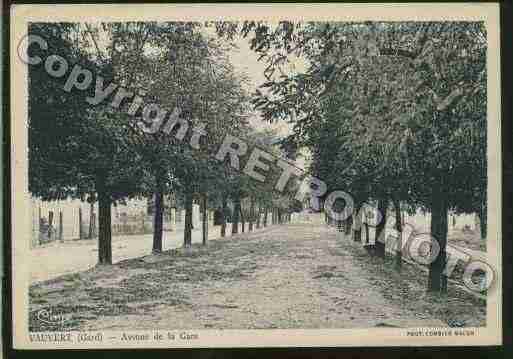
[36,309,73,326]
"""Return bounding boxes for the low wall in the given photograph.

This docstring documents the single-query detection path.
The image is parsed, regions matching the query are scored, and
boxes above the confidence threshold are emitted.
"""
[31,197,211,247]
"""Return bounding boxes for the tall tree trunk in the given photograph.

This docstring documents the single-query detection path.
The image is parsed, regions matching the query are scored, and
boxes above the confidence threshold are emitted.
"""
[97,189,112,265]
[78,207,84,240]
[256,204,261,229]
[353,225,358,242]
[232,195,240,235]
[220,195,227,237]
[48,211,54,240]
[88,201,95,239]
[249,197,255,232]
[240,206,245,233]
[58,211,63,241]
[353,205,362,242]
[152,183,164,253]
[184,189,193,247]
[375,199,387,258]
[393,198,403,270]
[263,207,268,227]
[428,184,449,293]
[479,196,487,240]
[345,215,353,236]
[202,193,208,245]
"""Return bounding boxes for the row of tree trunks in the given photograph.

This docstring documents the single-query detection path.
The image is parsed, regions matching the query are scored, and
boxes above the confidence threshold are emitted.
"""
[218,199,274,238]
[156,187,209,249]
[268,207,290,224]
[96,176,449,297]
[347,192,448,294]
[347,200,405,269]
[346,194,447,293]
[97,186,287,266]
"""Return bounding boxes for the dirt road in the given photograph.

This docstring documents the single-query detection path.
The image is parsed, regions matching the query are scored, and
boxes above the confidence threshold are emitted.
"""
[29,223,485,331]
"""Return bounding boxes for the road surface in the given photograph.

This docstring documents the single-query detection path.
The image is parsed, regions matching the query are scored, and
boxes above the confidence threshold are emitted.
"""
[29,223,242,283]
[30,223,483,331]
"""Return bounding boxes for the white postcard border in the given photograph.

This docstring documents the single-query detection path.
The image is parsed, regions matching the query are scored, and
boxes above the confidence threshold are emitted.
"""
[10,2,502,349]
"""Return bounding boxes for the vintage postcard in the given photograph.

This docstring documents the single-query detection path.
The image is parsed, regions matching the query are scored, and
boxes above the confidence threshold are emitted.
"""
[9,3,501,349]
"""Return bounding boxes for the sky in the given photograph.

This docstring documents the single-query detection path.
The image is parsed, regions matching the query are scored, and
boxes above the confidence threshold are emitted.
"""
[226,35,310,168]
[224,34,293,136]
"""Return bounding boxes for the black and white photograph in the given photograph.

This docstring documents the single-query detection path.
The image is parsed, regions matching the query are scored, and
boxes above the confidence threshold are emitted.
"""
[8,3,502,349]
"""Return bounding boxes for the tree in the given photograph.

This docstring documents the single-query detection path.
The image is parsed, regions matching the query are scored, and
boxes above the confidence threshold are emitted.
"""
[29,23,145,265]
[100,22,251,250]
[100,22,202,253]
[223,21,486,293]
